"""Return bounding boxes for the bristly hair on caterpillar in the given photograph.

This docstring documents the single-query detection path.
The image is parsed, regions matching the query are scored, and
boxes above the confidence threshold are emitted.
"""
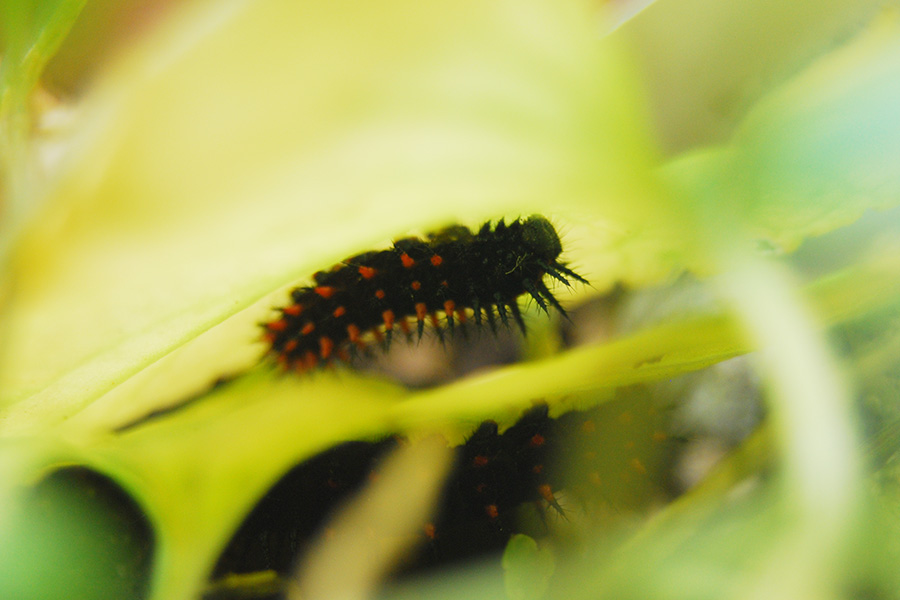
[262,215,588,372]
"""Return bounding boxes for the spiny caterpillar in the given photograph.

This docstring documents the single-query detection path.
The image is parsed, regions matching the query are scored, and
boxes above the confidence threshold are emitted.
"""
[209,398,675,594]
[263,215,587,371]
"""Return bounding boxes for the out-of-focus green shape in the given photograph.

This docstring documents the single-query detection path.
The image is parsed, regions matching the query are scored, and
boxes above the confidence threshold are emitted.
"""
[0,467,152,600]
[615,0,897,152]
[502,535,556,600]
[663,13,900,254]
[0,0,87,94]
[0,0,87,248]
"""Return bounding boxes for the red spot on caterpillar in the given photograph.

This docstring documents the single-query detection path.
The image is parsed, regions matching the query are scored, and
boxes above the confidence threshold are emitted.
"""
[400,253,415,268]
[332,306,346,318]
[347,324,362,347]
[283,339,298,353]
[382,310,395,331]
[283,305,303,316]
[430,255,443,266]
[443,300,455,318]
[538,484,555,504]
[301,322,315,336]
[319,337,334,359]
[530,433,545,448]
[410,281,421,291]
[375,289,385,300]
[315,286,335,299]
[485,505,499,519]
[473,455,489,468]
[267,319,287,332]
[415,302,428,323]
[358,266,377,279]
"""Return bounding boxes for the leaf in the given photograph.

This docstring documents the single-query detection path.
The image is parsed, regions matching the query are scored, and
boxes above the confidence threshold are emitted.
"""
[0,0,657,433]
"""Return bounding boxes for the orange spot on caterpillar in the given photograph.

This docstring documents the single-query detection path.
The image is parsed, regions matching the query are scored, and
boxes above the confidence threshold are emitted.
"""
[415,302,428,323]
[358,266,377,279]
[375,289,385,300]
[347,324,361,344]
[267,319,288,332]
[332,306,346,318]
[530,433,545,448]
[423,523,437,540]
[301,322,315,336]
[538,484,556,504]
[283,339,298,353]
[314,286,335,299]
[443,300,455,318]
[440,280,449,287]
[410,280,422,291]
[400,253,415,268]
[302,351,318,370]
[283,304,303,316]
[382,310,395,331]
[319,337,334,359]
[485,504,499,519]
[430,255,443,266]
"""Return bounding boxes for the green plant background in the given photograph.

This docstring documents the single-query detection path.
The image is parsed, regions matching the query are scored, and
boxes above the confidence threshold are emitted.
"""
[2,1,900,599]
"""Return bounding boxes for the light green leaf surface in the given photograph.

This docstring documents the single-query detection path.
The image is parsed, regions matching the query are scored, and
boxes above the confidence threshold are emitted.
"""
[502,535,556,600]
[0,0,659,433]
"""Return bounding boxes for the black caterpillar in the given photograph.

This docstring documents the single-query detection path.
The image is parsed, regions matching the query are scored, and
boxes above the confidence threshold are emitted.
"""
[263,215,587,371]
[206,397,675,599]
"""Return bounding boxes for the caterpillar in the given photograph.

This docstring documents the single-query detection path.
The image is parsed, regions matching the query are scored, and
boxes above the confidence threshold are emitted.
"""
[208,396,676,598]
[262,215,587,371]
